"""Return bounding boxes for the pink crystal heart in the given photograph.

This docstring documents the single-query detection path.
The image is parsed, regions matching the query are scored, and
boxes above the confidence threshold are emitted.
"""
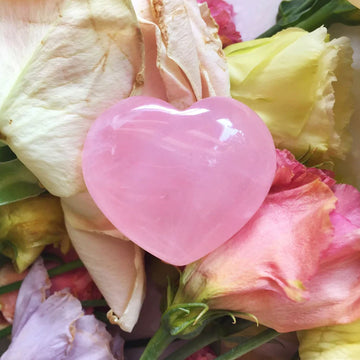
[82,97,276,265]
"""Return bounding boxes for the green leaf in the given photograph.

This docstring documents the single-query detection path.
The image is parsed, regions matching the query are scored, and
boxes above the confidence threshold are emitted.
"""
[258,0,360,38]
[0,159,45,206]
[277,0,326,26]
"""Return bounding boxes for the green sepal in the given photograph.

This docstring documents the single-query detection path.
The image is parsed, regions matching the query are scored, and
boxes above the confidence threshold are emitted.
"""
[161,302,252,340]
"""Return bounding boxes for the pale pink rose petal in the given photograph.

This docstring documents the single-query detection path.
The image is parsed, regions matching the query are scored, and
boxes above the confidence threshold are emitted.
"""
[188,1,229,98]
[61,193,146,333]
[0,0,144,197]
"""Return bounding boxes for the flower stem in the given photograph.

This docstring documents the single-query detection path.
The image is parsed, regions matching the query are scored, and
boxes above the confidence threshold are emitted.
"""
[139,324,176,360]
[47,259,83,277]
[215,329,279,360]
[0,259,84,295]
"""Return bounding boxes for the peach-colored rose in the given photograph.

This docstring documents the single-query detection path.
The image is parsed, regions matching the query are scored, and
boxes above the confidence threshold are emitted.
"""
[174,149,360,333]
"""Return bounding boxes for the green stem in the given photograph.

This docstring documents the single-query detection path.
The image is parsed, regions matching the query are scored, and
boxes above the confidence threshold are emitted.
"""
[47,259,84,277]
[215,329,280,360]
[257,0,341,38]
[0,259,84,295]
[164,330,219,360]
[139,325,176,360]
[0,280,22,296]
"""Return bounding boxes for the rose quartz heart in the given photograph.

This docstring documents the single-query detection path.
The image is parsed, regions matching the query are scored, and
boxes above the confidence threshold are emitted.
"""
[82,96,276,265]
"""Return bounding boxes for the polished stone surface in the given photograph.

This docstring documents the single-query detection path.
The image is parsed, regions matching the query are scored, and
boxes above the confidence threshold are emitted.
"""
[82,96,276,265]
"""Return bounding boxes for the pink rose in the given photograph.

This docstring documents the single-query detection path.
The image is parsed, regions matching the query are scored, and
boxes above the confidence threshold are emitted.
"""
[174,149,360,332]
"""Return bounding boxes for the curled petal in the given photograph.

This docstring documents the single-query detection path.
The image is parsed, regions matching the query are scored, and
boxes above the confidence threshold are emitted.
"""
[66,316,117,360]
[133,0,229,109]
[62,193,146,332]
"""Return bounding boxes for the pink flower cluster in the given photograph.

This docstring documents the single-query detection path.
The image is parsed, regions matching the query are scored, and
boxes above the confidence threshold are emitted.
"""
[197,0,242,46]
[186,346,216,360]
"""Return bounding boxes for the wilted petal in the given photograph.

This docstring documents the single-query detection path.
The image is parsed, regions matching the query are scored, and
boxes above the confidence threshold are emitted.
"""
[133,0,229,109]
[0,194,69,272]
[62,193,145,332]
[2,258,120,360]
[188,1,230,97]
[67,316,117,360]
[2,291,83,360]
[0,0,143,197]
[65,225,145,333]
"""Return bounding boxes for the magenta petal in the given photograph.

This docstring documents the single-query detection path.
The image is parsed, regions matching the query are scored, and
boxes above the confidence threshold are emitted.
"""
[11,258,50,337]
[197,0,242,46]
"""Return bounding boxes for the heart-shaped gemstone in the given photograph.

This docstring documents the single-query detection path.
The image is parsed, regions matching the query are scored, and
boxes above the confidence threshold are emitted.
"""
[82,97,276,265]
